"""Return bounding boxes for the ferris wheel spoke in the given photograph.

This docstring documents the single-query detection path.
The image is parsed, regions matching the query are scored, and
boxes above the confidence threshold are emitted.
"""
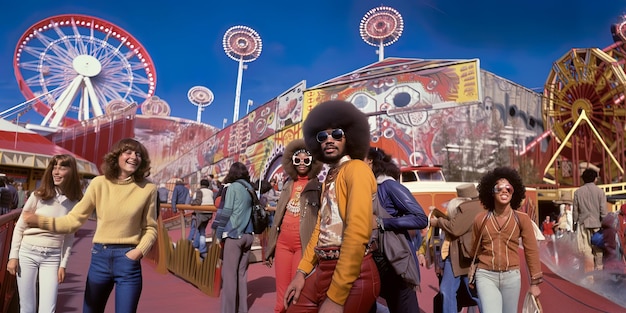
[48,28,80,60]
[19,45,46,61]
[100,83,130,101]
[70,23,90,56]
[101,59,131,75]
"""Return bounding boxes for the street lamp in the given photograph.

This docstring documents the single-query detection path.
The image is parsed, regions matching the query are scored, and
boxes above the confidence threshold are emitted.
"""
[223,26,262,123]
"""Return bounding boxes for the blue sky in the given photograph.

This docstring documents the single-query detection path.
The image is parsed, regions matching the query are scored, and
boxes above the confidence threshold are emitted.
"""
[1,0,625,128]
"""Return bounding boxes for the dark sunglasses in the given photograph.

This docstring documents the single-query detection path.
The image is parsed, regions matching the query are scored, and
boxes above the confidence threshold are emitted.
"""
[292,155,312,166]
[493,184,514,194]
[316,129,345,143]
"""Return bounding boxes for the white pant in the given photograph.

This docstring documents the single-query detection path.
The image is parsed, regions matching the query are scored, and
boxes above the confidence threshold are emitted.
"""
[17,243,62,313]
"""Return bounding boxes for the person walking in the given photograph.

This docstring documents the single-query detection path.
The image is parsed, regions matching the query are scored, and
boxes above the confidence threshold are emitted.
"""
[212,162,255,313]
[7,154,84,313]
[573,168,608,272]
[471,166,542,313]
[23,138,158,313]
[265,139,323,313]
[429,183,483,313]
[171,178,190,214]
[364,147,427,313]
[283,100,380,313]
[191,179,214,259]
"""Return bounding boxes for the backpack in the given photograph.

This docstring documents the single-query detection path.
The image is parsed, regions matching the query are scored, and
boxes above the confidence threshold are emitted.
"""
[191,189,203,206]
[210,186,228,230]
[245,186,269,234]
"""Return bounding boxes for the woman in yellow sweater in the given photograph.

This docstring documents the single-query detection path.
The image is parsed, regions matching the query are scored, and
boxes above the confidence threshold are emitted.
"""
[23,138,158,313]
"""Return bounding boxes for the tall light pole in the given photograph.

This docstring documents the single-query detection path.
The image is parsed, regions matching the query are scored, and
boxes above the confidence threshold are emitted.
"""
[246,99,253,114]
[187,86,214,123]
[360,6,404,62]
[223,26,262,123]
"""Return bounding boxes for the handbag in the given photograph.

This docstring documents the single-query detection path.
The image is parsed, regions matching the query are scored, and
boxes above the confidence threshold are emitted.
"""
[372,193,420,287]
[468,212,491,294]
[522,291,543,313]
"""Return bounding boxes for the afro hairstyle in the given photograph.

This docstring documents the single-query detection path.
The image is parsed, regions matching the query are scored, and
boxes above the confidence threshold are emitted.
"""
[303,100,370,163]
[282,139,323,181]
[477,166,526,211]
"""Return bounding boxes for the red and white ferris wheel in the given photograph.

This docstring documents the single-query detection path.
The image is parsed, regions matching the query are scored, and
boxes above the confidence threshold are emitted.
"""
[13,14,157,128]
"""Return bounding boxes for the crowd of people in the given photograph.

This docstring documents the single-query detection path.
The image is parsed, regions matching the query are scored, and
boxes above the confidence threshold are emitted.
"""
[4,100,626,313]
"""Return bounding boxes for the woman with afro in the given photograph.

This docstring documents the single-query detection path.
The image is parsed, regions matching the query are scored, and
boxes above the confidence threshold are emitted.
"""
[264,139,323,313]
[471,167,542,313]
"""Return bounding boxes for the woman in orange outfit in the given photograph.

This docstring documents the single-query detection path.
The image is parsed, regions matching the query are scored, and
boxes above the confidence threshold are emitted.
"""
[265,139,323,313]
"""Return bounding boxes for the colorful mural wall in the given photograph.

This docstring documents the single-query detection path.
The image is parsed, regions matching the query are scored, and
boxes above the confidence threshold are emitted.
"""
[152,59,545,187]
[151,81,306,186]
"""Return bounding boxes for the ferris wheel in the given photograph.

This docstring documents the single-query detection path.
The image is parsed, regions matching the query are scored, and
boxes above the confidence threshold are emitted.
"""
[13,14,157,128]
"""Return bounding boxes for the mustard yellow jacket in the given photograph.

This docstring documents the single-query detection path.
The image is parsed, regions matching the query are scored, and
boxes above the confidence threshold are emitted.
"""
[297,159,376,305]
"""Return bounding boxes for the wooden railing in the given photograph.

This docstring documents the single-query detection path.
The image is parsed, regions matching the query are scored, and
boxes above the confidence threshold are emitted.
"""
[145,204,225,297]
[0,210,21,313]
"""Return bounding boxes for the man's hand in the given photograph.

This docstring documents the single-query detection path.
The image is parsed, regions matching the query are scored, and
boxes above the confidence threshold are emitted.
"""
[58,267,66,283]
[284,270,306,309]
[430,217,438,227]
[417,253,426,267]
[6,259,18,276]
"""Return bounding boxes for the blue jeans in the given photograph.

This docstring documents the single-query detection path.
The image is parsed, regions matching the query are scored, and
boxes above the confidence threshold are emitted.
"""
[84,244,142,313]
[440,258,480,313]
[197,221,208,254]
[475,268,520,313]
[188,216,198,246]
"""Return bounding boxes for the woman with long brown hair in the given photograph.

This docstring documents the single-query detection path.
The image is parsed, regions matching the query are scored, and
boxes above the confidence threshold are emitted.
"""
[8,154,83,312]
[23,138,158,313]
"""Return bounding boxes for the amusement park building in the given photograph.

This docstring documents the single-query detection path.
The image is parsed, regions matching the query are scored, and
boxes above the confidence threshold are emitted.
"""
[145,57,545,188]
[0,118,99,191]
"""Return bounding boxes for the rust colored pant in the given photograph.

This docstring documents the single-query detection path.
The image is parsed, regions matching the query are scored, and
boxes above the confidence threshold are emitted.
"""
[286,253,380,313]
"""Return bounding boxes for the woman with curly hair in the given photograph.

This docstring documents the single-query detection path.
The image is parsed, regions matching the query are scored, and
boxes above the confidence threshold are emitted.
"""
[23,138,157,313]
[265,139,323,313]
[471,166,542,313]
[8,154,83,313]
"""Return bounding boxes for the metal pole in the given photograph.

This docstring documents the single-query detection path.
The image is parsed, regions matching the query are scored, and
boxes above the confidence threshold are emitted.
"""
[196,106,202,123]
[378,41,384,62]
[233,58,244,123]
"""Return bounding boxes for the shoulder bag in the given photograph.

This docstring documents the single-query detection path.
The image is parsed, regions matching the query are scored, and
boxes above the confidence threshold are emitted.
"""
[372,193,420,287]
[468,211,491,295]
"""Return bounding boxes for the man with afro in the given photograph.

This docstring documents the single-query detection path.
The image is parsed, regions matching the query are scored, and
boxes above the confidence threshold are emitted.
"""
[283,100,380,313]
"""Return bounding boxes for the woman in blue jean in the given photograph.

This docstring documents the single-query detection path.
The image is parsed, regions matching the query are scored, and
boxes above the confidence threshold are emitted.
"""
[472,167,542,313]
[212,162,255,313]
[7,154,83,313]
[23,138,158,313]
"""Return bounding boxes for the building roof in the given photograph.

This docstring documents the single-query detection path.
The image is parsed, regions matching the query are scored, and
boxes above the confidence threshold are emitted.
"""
[0,119,99,176]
